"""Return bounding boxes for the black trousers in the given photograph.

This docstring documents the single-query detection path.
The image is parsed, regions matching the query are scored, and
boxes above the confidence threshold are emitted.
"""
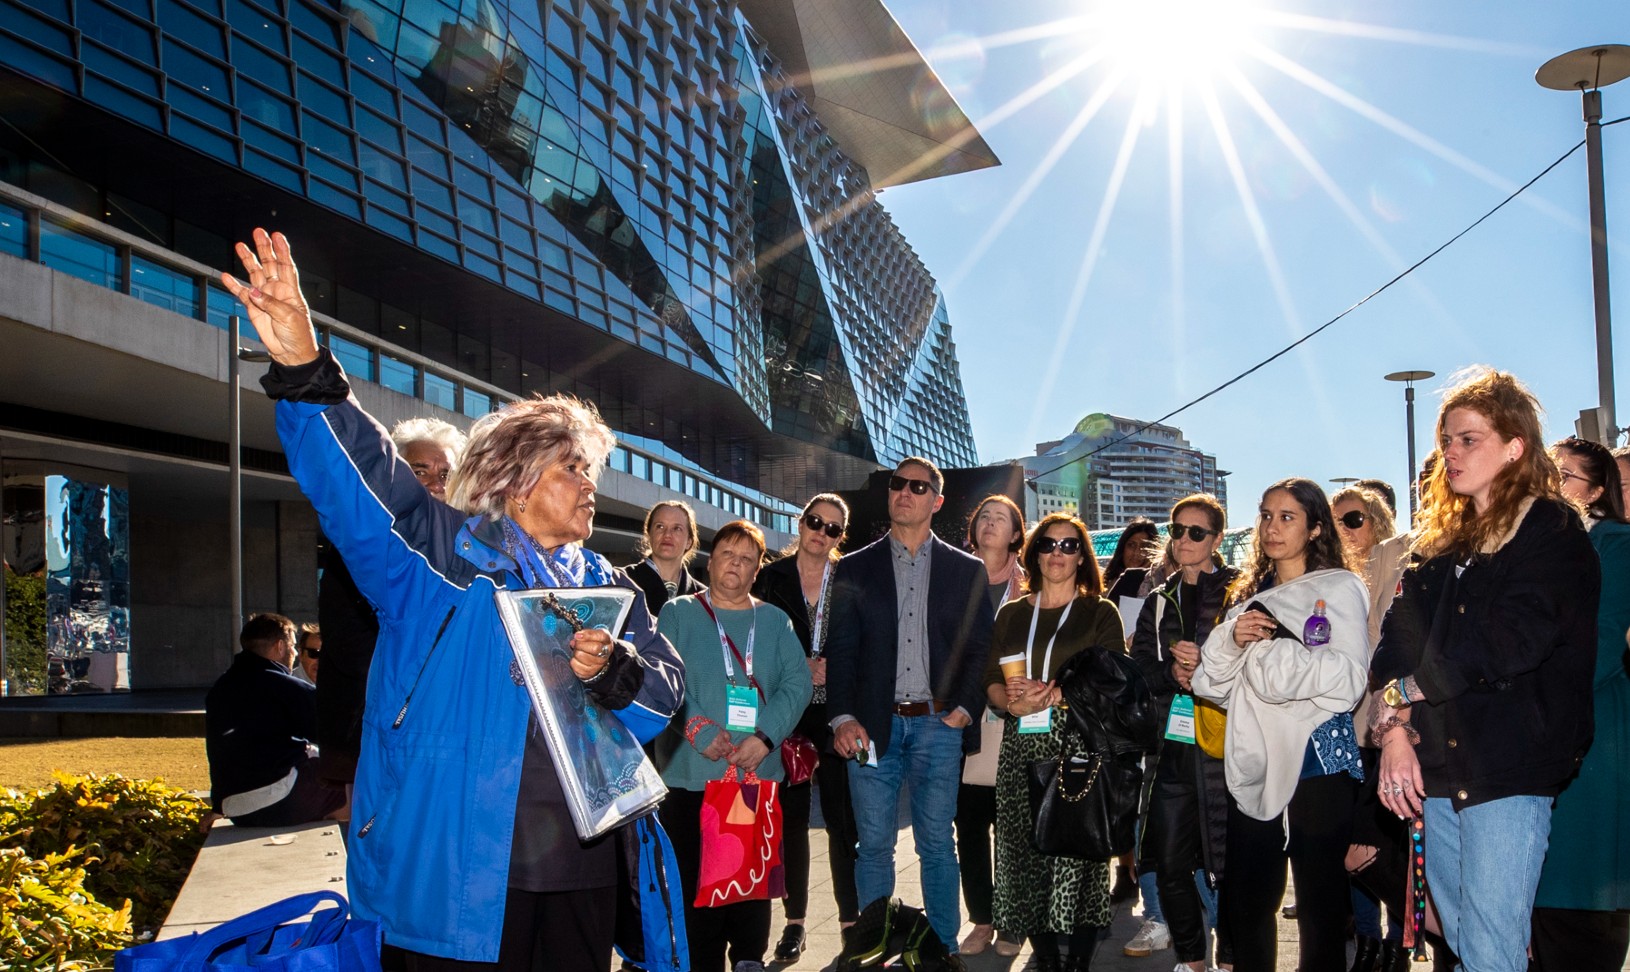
[1145,743,1231,966]
[814,748,861,923]
[380,884,616,971]
[955,781,996,927]
[1221,773,1357,972]
[1531,907,1630,972]
[782,778,813,920]
[662,787,772,972]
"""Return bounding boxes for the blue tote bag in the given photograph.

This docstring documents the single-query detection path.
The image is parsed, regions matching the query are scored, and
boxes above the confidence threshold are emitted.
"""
[116,891,382,972]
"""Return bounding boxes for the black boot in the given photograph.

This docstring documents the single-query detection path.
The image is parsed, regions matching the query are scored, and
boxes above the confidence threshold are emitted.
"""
[1351,935,1382,972]
[1032,951,1062,972]
[1109,864,1137,904]
[1377,940,1407,972]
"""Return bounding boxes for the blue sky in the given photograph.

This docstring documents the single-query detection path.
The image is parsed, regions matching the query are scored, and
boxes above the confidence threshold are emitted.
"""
[876,0,1629,525]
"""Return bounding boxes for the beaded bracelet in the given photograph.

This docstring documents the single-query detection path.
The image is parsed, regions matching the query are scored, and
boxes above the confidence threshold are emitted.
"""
[1368,716,1421,749]
[684,716,718,748]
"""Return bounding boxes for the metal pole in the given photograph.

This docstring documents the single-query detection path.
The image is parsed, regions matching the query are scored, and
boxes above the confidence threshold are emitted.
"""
[1583,88,1617,445]
[1405,384,1419,519]
[229,314,243,637]
[0,435,8,696]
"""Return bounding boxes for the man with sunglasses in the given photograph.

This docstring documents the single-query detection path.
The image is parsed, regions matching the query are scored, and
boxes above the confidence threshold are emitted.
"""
[825,458,996,960]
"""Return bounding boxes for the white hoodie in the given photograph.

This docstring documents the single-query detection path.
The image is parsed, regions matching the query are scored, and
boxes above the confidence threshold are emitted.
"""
[1190,568,1370,821]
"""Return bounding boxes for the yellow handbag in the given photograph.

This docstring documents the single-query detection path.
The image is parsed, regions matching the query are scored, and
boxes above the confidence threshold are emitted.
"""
[1194,699,1227,758]
[1152,591,1228,758]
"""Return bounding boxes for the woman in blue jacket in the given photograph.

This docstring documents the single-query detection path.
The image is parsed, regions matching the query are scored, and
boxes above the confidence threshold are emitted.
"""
[222,228,688,971]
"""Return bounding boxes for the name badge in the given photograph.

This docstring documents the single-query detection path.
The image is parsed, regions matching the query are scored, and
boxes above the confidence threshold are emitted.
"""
[726,684,759,733]
[1018,707,1053,734]
[1165,693,1197,745]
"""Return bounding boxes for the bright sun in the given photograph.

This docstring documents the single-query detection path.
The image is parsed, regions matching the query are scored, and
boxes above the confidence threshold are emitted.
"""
[1075,0,1264,95]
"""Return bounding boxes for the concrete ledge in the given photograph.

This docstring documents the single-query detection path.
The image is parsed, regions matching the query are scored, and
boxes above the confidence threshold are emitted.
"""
[158,818,347,941]
[0,709,205,738]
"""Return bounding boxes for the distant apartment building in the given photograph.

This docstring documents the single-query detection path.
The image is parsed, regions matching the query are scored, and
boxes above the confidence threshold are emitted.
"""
[1025,414,1228,530]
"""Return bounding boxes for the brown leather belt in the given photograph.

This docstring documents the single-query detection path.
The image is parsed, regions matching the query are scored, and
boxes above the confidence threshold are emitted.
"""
[892,699,951,717]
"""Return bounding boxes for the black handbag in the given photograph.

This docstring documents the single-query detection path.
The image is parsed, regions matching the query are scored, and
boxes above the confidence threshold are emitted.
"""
[1027,738,1143,859]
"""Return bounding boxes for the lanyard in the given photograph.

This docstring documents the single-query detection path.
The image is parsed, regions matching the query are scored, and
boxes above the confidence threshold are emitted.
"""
[700,593,755,687]
[808,561,833,657]
[1025,596,1074,681]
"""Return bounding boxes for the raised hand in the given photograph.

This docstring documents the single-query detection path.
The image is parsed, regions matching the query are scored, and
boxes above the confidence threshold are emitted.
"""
[219,228,319,366]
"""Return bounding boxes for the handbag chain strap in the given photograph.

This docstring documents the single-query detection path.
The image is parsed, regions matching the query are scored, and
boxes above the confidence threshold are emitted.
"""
[1054,753,1103,802]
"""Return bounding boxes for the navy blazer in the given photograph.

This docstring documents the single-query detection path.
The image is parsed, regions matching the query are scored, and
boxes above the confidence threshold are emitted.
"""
[824,531,996,755]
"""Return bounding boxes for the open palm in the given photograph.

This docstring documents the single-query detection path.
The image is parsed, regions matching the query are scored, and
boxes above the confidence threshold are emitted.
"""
[219,228,319,366]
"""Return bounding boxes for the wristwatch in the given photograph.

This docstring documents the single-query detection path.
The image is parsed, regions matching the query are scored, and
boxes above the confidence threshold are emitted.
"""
[753,729,776,751]
[1382,678,1412,708]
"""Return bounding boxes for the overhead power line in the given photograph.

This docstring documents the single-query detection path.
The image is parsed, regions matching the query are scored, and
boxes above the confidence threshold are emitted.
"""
[1026,137,1589,485]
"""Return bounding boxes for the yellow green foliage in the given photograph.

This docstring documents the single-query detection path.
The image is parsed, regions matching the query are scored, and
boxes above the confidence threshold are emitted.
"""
[0,773,207,968]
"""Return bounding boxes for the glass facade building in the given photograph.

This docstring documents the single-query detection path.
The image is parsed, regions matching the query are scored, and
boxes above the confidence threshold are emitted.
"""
[1026,414,1230,531]
[0,0,987,497]
[0,0,994,694]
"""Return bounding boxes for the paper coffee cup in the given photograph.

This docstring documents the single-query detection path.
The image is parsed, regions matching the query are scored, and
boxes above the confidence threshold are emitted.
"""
[998,653,1027,680]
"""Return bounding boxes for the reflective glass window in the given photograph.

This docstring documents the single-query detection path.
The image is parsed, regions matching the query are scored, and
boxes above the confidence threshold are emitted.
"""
[457,194,495,235]
[225,0,285,52]
[423,371,455,410]
[82,40,161,93]
[239,81,295,130]
[0,34,72,87]
[406,133,449,178]
[378,353,416,395]
[363,177,409,214]
[0,203,27,258]
[365,204,413,242]
[162,38,229,95]
[410,170,453,213]
[244,146,304,192]
[360,145,406,191]
[308,153,358,190]
[78,0,153,59]
[327,332,374,381]
[205,282,241,329]
[289,0,340,48]
[309,177,361,218]
[157,0,225,58]
[231,37,291,94]
[41,222,120,288]
[292,31,343,85]
[100,0,148,19]
[169,85,233,130]
[461,388,491,417]
[130,256,198,315]
[355,105,401,154]
[400,92,444,141]
[18,0,70,20]
[296,71,349,123]
[464,251,500,282]
[349,58,395,113]
[418,229,458,262]
[302,111,356,163]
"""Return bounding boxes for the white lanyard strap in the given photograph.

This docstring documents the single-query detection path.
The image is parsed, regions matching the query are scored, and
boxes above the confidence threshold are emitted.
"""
[704,594,755,683]
[1025,596,1074,681]
[809,561,833,657]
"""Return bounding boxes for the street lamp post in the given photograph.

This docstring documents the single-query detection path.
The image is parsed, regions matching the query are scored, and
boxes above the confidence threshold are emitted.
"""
[228,314,273,636]
[1537,44,1630,447]
[1385,370,1435,520]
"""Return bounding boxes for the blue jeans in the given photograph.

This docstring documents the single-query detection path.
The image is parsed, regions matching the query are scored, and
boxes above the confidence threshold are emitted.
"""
[847,714,965,950]
[1141,869,1216,928]
[1424,795,1552,972]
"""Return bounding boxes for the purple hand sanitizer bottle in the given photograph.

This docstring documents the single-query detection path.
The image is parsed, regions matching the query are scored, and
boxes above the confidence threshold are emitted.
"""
[1304,599,1331,647]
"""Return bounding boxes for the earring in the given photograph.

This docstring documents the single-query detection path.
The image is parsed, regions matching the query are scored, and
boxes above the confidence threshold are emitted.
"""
[518,500,527,513]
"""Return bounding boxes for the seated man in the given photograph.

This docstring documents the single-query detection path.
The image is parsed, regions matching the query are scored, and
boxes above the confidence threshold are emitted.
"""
[205,613,345,827]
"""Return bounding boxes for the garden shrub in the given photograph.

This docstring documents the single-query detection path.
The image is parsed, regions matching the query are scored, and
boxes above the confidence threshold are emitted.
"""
[0,773,207,968]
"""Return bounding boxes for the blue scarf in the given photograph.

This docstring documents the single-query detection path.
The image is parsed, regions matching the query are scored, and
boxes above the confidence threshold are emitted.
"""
[501,517,611,589]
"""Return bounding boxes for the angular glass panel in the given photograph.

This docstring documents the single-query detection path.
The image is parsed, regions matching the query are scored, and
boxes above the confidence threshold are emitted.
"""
[244,146,304,192]
[296,70,349,122]
[41,223,120,288]
[238,81,296,129]
[157,0,225,58]
[423,371,456,410]
[225,0,286,53]
[162,37,229,95]
[83,76,164,127]
[231,36,292,94]
[130,256,199,316]
[82,40,161,93]
[327,332,374,381]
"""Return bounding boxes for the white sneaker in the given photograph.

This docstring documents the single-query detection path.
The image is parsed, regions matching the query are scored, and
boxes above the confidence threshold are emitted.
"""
[1122,919,1171,956]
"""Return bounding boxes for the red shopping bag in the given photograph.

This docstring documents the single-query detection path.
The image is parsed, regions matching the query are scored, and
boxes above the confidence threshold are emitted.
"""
[694,765,785,907]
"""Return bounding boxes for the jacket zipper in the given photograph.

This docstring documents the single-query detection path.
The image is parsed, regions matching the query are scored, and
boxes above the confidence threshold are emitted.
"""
[646,820,679,969]
[360,606,457,842]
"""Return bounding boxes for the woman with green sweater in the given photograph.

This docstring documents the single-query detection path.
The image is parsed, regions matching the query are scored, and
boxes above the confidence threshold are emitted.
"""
[1532,438,1630,971]
[657,519,814,972]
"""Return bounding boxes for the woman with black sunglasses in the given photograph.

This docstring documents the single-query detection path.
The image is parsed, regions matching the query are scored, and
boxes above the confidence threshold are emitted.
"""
[1129,495,1238,971]
[751,493,858,959]
[1192,478,1370,972]
[983,513,1128,971]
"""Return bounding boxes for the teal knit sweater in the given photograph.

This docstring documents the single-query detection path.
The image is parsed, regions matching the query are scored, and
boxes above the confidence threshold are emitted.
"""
[656,594,813,790]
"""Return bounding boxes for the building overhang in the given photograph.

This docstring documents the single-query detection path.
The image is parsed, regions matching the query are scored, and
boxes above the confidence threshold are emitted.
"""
[737,0,1000,189]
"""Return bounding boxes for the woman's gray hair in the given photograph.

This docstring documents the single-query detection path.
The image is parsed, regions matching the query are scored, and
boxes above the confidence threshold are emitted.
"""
[390,417,467,466]
[446,394,616,519]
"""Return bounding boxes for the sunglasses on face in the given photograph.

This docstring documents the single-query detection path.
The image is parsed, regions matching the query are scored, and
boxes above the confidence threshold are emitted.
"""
[1033,536,1083,555]
[1338,511,1368,530]
[802,512,845,539]
[302,647,321,658]
[1169,523,1219,542]
[888,475,935,495]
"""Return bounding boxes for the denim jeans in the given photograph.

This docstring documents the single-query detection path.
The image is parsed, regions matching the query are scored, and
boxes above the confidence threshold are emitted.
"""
[1424,795,1552,972]
[1140,869,1216,927]
[847,713,965,950]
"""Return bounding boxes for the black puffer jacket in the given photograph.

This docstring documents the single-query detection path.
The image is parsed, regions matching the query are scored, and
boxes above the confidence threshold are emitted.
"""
[1371,497,1598,809]
[1129,564,1238,880]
